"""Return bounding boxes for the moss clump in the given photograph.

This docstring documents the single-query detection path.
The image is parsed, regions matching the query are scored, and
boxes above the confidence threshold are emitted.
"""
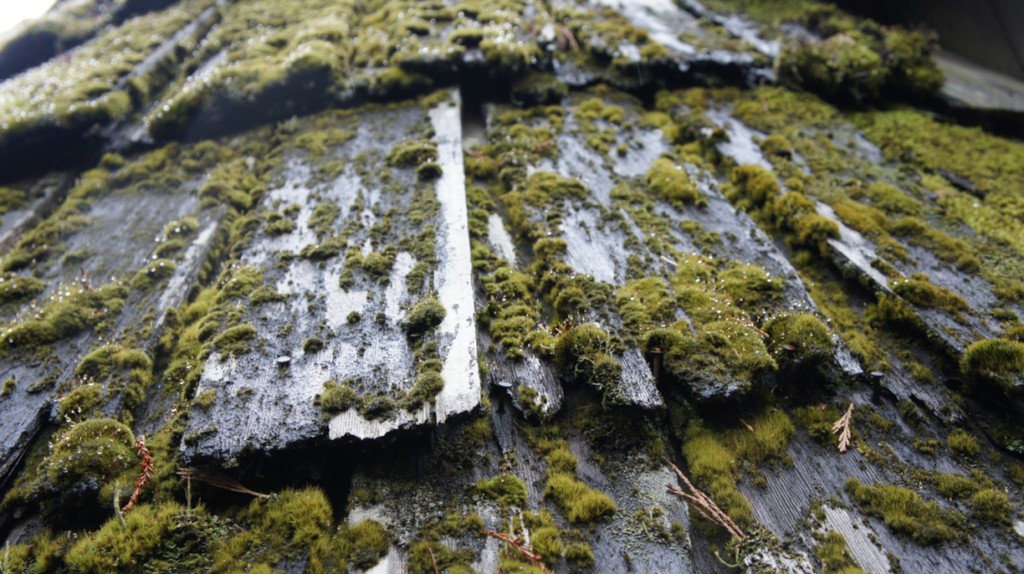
[615,277,677,338]
[303,337,325,354]
[544,473,616,524]
[131,258,177,291]
[210,324,258,357]
[681,427,754,529]
[212,488,335,570]
[404,371,444,409]
[405,297,446,336]
[476,474,527,510]
[728,164,779,210]
[946,428,980,458]
[844,479,965,545]
[719,262,784,309]
[64,502,190,573]
[250,286,285,305]
[645,158,704,208]
[968,489,1012,525]
[778,25,941,103]
[34,418,136,522]
[815,531,866,574]
[319,380,359,414]
[342,520,391,570]
[758,134,794,159]
[764,191,839,256]
[889,273,968,312]
[1,376,15,397]
[960,338,1024,394]
[1,283,127,352]
[0,275,44,305]
[387,140,438,167]
[765,313,834,366]
[652,321,777,400]
[553,324,621,394]
[71,344,153,416]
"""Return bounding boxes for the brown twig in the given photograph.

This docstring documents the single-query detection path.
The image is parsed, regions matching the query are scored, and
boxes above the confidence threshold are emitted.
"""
[831,402,854,453]
[176,468,270,498]
[427,545,440,574]
[665,459,746,540]
[483,529,552,573]
[121,435,154,516]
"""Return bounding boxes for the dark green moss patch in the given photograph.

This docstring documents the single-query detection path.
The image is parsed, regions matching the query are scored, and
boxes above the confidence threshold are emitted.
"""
[961,338,1024,394]
[387,141,438,168]
[845,478,965,545]
[210,324,258,357]
[645,158,704,208]
[405,297,446,336]
[476,474,527,510]
[0,275,44,305]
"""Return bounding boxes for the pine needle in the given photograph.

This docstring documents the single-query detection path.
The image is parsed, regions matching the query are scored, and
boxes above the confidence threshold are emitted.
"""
[665,459,746,540]
[176,467,270,498]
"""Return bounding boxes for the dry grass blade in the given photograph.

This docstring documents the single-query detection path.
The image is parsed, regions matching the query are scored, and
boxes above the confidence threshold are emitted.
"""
[483,529,552,573]
[121,435,154,516]
[176,467,270,498]
[831,402,854,453]
[665,459,746,540]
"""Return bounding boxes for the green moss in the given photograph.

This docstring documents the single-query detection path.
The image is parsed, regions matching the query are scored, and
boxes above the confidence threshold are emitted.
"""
[343,520,391,570]
[815,531,867,574]
[914,439,941,457]
[404,371,444,409]
[681,426,754,529]
[968,489,1012,525]
[265,212,297,235]
[250,285,285,305]
[387,140,438,167]
[728,164,779,210]
[70,344,153,416]
[544,472,616,524]
[0,275,44,305]
[308,203,341,238]
[645,158,704,208]
[359,395,397,420]
[405,297,446,336]
[319,380,359,414]
[764,313,834,366]
[210,324,258,357]
[960,338,1024,394]
[930,472,982,499]
[212,487,334,570]
[1,376,14,397]
[866,181,920,215]
[757,134,794,159]
[193,389,217,410]
[889,273,968,312]
[655,321,776,399]
[35,418,136,521]
[719,261,784,309]
[1,283,127,352]
[553,324,621,395]
[946,428,980,458]
[476,474,527,510]
[301,236,346,260]
[844,478,965,545]
[0,186,27,215]
[726,410,795,468]
[131,258,178,291]
[303,337,325,354]
[217,265,264,302]
[64,502,195,573]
